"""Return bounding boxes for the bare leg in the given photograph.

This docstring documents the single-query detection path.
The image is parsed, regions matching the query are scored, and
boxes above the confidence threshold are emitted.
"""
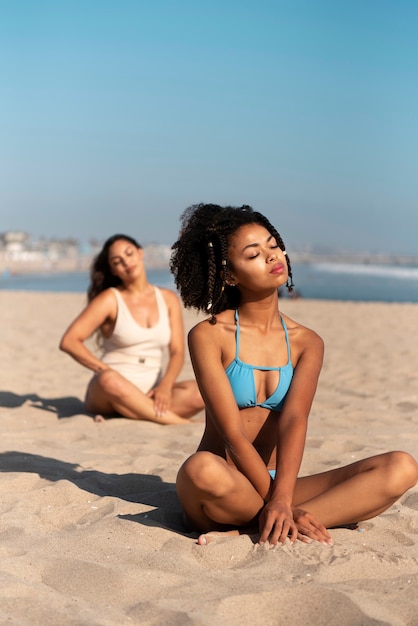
[85,371,192,424]
[177,451,264,544]
[293,451,418,528]
[170,380,205,418]
[177,450,418,544]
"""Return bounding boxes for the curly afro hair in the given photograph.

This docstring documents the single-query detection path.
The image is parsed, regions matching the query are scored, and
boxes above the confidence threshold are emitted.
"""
[170,204,293,322]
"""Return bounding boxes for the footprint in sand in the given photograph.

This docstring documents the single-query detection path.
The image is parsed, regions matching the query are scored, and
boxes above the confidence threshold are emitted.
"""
[402,492,418,511]
[387,530,414,547]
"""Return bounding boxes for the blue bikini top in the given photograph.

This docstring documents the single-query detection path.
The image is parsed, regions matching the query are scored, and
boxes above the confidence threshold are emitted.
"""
[225,310,293,411]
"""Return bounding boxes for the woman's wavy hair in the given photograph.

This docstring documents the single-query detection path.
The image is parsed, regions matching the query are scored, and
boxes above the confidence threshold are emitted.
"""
[87,234,142,302]
[170,204,294,323]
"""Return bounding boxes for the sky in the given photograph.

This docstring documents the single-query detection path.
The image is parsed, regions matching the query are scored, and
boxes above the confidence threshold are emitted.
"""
[1,0,417,255]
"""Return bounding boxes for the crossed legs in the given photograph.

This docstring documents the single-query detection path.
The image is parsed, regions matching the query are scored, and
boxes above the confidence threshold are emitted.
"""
[176,450,418,544]
[85,370,203,424]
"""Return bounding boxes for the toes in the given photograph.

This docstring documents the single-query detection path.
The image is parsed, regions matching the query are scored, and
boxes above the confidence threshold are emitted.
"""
[197,532,218,545]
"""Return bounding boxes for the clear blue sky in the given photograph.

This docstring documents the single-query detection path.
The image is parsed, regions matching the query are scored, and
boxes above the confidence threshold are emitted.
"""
[1,0,417,254]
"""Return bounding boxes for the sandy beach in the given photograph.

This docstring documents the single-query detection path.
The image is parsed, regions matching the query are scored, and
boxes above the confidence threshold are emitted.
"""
[1,290,418,626]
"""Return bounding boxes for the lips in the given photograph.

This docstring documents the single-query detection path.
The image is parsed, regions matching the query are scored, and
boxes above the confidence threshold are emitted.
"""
[270,263,285,274]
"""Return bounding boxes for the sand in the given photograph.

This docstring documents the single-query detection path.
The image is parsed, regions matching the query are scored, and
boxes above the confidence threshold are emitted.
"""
[1,290,418,626]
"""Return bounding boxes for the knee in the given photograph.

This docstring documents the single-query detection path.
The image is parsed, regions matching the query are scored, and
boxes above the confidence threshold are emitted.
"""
[178,452,232,497]
[96,369,124,396]
[386,451,418,495]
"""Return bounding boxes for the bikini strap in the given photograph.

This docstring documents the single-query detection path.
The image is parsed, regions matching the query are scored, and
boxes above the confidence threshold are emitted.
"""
[280,315,291,361]
[235,310,290,363]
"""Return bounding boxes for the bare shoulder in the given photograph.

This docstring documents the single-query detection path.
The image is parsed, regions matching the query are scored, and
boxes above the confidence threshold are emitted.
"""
[90,288,118,310]
[188,316,217,344]
[281,312,324,355]
[158,286,181,308]
[76,288,118,327]
[188,310,235,348]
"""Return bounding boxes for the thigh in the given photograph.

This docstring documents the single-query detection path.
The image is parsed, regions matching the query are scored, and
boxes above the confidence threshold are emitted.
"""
[177,451,263,532]
[293,454,388,506]
[170,380,203,416]
[84,375,115,415]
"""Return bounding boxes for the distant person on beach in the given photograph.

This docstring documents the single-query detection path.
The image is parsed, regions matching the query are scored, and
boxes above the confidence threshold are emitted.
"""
[170,204,418,545]
[60,234,204,424]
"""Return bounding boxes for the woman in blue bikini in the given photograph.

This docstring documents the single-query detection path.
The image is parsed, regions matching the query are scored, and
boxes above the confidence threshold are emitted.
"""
[170,204,418,546]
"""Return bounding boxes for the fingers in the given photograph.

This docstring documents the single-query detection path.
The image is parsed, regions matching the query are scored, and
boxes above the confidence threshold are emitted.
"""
[259,521,298,546]
[259,507,334,546]
[293,510,333,545]
[152,390,172,417]
[297,522,333,545]
[259,513,298,546]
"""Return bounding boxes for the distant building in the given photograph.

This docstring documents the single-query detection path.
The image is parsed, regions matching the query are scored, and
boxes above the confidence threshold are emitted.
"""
[0,231,31,253]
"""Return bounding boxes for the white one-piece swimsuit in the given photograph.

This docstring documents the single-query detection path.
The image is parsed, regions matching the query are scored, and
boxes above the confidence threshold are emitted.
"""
[101,287,171,393]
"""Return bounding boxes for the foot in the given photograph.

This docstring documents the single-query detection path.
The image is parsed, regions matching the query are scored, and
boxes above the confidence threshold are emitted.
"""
[197,529,240,545]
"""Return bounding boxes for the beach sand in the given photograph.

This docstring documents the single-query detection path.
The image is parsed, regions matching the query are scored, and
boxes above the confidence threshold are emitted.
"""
[1,291,418,626]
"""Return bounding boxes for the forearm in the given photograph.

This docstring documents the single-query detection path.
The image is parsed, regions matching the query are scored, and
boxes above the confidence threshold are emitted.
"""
[60,340,108,374]
[159,350,184,388]
[226,436,272,501]
[270,417,307,505]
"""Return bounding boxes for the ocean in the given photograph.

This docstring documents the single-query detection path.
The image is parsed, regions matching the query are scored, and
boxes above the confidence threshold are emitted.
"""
[1,263,418,303]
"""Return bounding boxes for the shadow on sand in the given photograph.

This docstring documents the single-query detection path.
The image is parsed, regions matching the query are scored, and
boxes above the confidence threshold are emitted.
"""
[0,391,86,419]
[0,450,189,535]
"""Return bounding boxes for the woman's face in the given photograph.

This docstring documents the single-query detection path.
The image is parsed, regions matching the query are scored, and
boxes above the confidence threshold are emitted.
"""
[108,239,144,280]
[226,223,288,292]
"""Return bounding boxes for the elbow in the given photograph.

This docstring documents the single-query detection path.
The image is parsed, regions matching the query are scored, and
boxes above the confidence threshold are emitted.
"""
[59,334,71,354]
[58,339,67,354]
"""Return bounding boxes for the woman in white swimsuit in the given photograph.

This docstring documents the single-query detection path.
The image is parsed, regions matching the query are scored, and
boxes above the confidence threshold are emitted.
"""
[60,234,204,424]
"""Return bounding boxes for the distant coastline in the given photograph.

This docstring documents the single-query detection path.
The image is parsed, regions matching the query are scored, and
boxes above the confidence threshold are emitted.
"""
[2,248,418,277]
[2,257,417,303]
[292,251,418,266]
[0,243,172,276]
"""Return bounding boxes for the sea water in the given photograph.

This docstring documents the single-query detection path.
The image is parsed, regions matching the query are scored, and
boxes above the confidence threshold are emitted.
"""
[1,264,418,303]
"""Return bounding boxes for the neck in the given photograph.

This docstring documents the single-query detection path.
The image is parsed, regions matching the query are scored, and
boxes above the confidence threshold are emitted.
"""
[237,290,281,325]
[123,272,150,294]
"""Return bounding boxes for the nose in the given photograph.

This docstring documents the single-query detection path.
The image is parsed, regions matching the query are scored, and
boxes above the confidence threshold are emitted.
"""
[268,251,278,262]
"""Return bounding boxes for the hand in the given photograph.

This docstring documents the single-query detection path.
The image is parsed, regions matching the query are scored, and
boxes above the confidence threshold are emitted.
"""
[292,507,333,545]
[259,500,298,546]
[148,384,172,417]
[259,502,334,546]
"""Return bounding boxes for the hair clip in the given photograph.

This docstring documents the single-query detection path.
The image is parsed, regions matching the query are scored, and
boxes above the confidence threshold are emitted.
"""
[206,301,212,310]
[208,241,213,248]
[221,259,227,266]
[283,250,287,256]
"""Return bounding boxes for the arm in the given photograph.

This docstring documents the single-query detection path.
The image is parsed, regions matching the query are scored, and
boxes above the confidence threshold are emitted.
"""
[59,290,116,374]
[189,321,272,501]
[259,328,326,544]
[148,290,186,414]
